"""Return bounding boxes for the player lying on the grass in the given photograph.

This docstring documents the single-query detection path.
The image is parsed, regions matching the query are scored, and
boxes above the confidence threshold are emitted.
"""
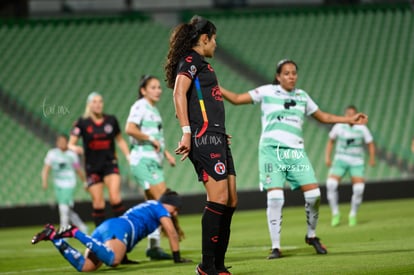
[31,190,191,272]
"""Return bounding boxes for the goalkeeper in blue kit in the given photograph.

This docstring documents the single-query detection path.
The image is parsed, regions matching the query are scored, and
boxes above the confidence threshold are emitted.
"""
[31,191,191,272]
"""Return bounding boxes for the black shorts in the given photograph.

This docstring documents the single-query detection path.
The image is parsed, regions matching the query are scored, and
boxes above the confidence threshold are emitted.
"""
[189,132,236,182]
[85,159,119,187]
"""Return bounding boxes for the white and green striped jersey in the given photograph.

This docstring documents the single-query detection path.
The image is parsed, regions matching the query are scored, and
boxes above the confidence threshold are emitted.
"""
[127,98,165,165]
[248,84,318,149]
[329,123,373,165]
[44,148,79,188]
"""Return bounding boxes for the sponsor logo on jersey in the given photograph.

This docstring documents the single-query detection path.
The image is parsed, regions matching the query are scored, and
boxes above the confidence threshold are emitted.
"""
[210,153,221,159]
[214,161,226,175]
[283,99,296,109]
[88,140,111,150]
[207,64,214,72]
[346,138,355,146]
[185,56,192,63]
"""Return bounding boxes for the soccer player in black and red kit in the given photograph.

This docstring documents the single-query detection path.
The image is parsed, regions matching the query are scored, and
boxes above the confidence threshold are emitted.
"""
[165,15,237,275]
[69,92,130,227]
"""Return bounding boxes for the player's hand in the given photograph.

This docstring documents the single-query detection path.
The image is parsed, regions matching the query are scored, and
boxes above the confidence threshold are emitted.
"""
[175,134,191,161]
[71,145,84,155]
[150,139,161,153]
[369,158,376,167]
[351,113,368,124]
[325,158,331,167]
[165,151,176,167]
[174,258,193,263]
[226,134,232,145]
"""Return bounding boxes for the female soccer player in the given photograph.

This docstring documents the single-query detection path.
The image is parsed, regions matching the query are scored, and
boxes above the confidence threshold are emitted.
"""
[42,134,88,233]
[220,59,368,259]
[125,75,178,260]
[69,92,130,226]
[31,191,191,272]
[325,105,375,227]
[165,15,237,275]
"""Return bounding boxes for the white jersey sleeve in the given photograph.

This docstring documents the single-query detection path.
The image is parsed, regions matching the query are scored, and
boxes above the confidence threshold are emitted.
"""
[362,125,374,143]
[328,124,340,140]
[127,100,144,126]
[44,149,54,166]
[248,85,269,104]
[304,92,318,116]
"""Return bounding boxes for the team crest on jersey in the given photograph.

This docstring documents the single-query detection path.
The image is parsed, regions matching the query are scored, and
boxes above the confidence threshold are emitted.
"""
[214,161,226,175]
[188,65,197,77]
[104,124,113,134]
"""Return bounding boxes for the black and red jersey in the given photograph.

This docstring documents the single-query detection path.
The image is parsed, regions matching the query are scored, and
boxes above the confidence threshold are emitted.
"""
[71,114,121,166]
[176,50,225,135]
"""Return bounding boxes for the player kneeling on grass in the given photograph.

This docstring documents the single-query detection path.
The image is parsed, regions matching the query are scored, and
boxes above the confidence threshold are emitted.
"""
[31,190,191,272]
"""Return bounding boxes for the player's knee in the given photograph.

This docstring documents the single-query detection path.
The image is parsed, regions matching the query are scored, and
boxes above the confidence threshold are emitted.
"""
[352,183,365,195]
[81,263,99,272]
[326,178,338,191]
[267,189,284,208]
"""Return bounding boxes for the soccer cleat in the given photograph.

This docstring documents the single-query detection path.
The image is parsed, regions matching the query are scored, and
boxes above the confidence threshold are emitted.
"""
[331,214,341,227]
[305,236,328,254]
[121,254,140,265]
[146,247,172,260]
[267,248,282,259]
[55,225,79,239]
[195,263,217,275]
[217,266,232,275]
[349,216,357,227]
[31,224,56,244]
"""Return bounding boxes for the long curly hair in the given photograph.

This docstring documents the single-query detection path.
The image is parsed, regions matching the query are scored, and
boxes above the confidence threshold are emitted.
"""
[164,15,216,89]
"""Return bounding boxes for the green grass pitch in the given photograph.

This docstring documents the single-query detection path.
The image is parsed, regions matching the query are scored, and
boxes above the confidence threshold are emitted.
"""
[1,198,413,274]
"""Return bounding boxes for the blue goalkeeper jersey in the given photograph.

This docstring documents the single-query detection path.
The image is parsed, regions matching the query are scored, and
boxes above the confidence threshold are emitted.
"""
[122,200,170,245]
[91,200,170,252]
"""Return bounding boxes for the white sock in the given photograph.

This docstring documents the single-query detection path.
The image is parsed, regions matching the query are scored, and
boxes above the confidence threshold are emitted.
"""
[350,183,365,217]
[69,208,88,233]
[266,189,284,249]
[147,227,161,249]
[58,204,70,228]
[326,178,339,216]
[304,188,321,238]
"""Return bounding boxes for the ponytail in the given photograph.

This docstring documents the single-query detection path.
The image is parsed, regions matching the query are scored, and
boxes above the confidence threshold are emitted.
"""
[165,15,216,89]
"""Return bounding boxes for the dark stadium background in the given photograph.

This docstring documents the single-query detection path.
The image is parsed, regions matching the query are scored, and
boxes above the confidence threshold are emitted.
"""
[0,0,413,227]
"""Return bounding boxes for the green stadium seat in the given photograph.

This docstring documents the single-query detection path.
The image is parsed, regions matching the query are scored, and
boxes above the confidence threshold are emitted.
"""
[0,6,412,207]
